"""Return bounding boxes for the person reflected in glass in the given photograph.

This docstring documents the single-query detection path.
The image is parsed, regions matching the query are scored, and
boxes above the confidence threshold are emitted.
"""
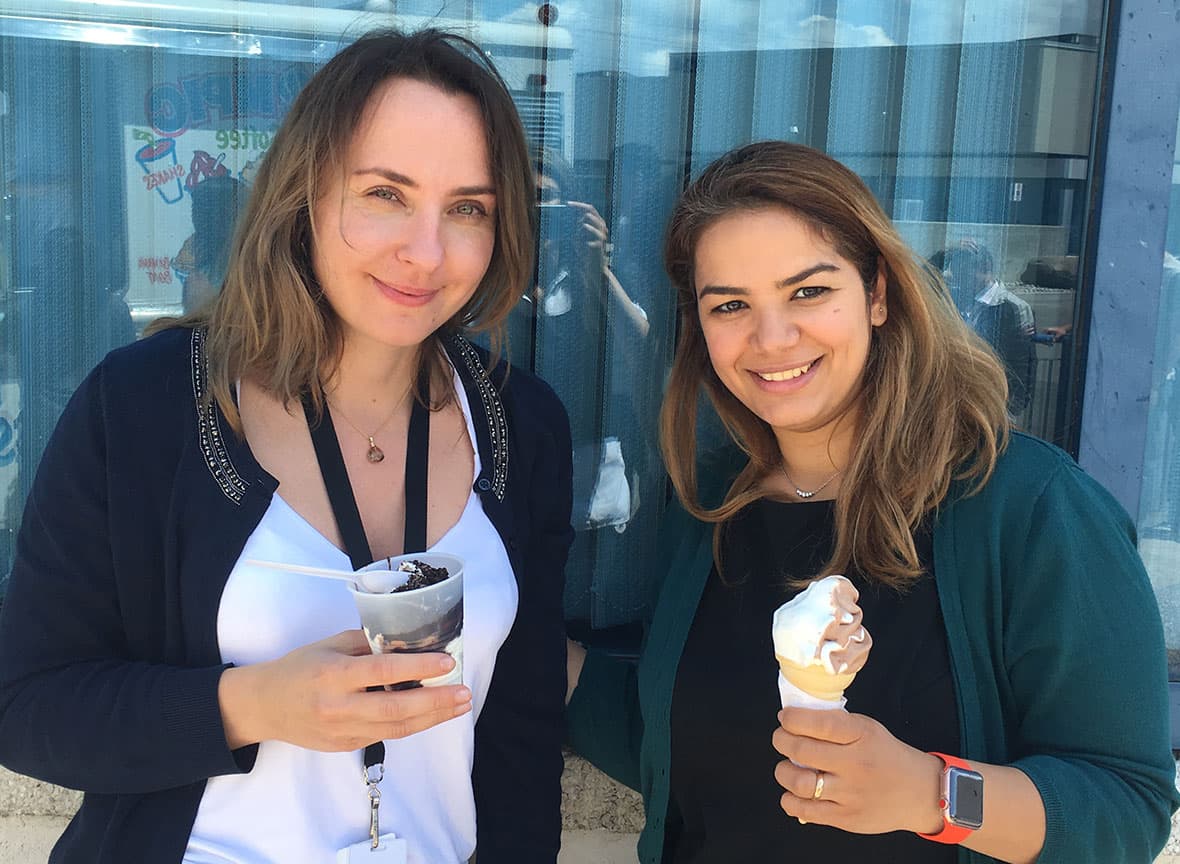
[0,29,573,863]
[566,141,1177,864]
[6,174,136,462]
[531,147,649,339]
[172,174,248,314]
[936,240,1037,418]
[1146,249,1180,536]
[529,147,647,535]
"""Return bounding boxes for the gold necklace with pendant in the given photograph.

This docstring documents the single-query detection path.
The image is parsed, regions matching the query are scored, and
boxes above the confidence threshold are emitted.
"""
[326,385,413,464]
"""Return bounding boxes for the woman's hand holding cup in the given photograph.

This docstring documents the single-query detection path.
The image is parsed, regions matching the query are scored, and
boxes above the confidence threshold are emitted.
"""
[219,629,471,752]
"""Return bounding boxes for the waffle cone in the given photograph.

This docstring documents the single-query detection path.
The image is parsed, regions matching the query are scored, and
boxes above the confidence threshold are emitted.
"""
[776,654,857,703]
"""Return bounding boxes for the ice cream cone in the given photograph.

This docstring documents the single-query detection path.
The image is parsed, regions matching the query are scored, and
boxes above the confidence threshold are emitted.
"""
[771,574,871,710]
[776,654,857,703]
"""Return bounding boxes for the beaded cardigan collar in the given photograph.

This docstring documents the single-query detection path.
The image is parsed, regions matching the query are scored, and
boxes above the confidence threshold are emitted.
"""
[189,327,509,506]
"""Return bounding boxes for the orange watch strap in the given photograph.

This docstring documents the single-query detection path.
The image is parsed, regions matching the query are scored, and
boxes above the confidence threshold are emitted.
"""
[917,752,977,844]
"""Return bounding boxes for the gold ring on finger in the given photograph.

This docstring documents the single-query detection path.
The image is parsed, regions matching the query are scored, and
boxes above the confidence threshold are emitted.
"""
[812,769,825,800]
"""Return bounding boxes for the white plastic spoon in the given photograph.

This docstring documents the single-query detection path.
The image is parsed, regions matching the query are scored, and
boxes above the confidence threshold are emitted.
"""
[243,558,408,593]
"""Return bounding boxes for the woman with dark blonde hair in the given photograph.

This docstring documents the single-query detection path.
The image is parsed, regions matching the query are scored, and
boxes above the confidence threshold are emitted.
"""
[567,141,1177,863]
[0,29,573,863]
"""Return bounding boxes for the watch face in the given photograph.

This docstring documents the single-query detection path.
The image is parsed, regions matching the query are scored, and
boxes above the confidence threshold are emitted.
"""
[947,768,984,829]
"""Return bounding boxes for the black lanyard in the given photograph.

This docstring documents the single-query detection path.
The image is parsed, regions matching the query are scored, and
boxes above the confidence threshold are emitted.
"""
[300,365,431,780]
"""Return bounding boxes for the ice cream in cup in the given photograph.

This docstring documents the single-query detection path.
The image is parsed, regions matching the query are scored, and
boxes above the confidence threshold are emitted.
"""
[349,552,464,689]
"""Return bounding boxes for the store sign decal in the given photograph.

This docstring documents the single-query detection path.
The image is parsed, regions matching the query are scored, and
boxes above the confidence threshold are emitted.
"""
[123,126,268,310]
[146,69,309,137]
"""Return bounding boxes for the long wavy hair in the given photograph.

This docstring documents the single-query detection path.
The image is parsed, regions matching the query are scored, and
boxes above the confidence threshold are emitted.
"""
[158,28,535,428]
[660,141,1011,587]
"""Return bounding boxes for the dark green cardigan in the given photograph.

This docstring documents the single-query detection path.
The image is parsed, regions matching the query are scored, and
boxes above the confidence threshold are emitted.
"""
[567,433,1179,863]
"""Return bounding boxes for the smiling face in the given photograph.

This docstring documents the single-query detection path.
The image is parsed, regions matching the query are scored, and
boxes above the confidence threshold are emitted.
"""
[311,77,497,354]
[695,206,887,449]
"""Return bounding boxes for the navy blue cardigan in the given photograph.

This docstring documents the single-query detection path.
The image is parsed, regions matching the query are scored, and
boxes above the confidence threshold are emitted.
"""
[0,326,574,863]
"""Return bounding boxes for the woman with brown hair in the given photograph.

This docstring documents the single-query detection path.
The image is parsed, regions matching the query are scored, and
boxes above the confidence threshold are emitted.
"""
[0,29,573,863]
[566,141,1177,863]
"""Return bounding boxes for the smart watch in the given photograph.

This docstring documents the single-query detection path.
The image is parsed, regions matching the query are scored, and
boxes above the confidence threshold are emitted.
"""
[917,752,984,844]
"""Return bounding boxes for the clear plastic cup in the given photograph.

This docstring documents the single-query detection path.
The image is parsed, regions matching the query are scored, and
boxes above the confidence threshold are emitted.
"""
[349,552,464,688]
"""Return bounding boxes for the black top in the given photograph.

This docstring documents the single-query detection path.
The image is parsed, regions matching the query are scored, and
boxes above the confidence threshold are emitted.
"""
[667,498,958,864]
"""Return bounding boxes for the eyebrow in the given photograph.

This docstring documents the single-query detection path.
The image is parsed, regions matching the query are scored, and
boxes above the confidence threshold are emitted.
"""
[777,262,840,287]
[353,167,496,197]
[697,262,842,299]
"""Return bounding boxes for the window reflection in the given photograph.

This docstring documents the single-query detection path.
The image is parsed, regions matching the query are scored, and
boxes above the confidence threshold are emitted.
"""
[1139,111,1180,679]
[0,1,1110,642]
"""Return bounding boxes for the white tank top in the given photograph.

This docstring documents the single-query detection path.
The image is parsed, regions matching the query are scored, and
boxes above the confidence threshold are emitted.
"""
[184,370,518,864]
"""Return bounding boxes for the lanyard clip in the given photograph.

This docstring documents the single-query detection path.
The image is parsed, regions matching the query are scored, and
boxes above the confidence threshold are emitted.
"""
[364,763,384,849]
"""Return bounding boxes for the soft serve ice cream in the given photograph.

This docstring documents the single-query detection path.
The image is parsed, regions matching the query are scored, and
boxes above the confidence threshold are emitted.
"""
[772,575,871,709]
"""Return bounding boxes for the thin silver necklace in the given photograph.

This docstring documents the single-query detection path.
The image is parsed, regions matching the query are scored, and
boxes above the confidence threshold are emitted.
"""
[781,463,842,499]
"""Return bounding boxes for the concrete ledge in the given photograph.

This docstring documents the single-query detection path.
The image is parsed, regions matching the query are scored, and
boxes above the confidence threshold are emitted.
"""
[0,818,640,864]
[0,818,641,864]
[558,829,639,863]
[0,756,642,862]
[0,755,639,825]
[4,758,1178,864]
[560,751,643,832]
[0,769,79,818]
[0,815,69,862]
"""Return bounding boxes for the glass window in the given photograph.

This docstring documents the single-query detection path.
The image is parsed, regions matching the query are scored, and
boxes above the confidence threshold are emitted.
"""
[0,2,1109,651]
[682,0,1099,449]
[1139,110,1180,680]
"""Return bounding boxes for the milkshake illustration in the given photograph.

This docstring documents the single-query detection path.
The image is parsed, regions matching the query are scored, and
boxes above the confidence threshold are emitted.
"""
[135,137,185,204]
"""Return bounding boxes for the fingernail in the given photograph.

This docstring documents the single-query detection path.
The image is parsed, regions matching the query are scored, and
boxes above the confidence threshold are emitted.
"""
[454,686,471,704]
[438,655,456,671]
